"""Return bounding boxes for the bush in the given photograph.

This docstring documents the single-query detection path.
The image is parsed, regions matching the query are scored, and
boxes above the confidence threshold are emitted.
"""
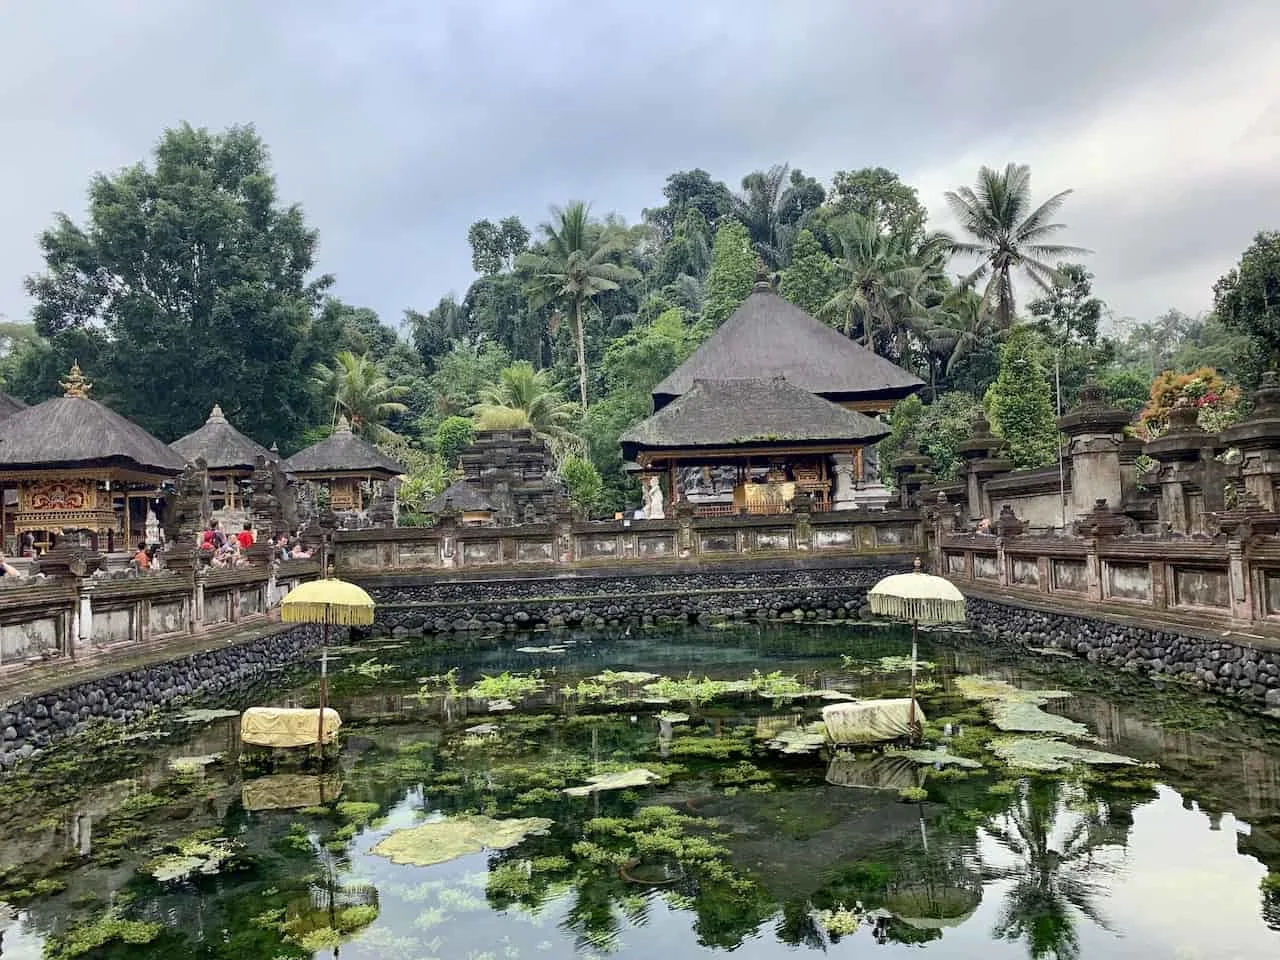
[560,455,604,517]
[435,416,475,466]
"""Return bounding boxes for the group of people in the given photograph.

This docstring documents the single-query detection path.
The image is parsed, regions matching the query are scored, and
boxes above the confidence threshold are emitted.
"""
[199,520,313,567]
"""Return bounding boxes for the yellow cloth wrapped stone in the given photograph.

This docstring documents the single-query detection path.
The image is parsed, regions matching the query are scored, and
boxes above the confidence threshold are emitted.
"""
[822,699,924,744]
[240,707,342,748]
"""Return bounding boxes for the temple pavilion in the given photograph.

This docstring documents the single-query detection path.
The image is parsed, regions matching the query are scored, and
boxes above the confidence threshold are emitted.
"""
[170,404,276,514]
[622,274,923,516]
[0,364,185,552]
[281,416,405,512]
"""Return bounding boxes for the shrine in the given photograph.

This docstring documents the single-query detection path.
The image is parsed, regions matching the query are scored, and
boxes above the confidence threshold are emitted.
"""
[423,428,568,525]
[170,403,277,519]
[281,416,405,515]
[0,364,184,552]
[623,272,923,516]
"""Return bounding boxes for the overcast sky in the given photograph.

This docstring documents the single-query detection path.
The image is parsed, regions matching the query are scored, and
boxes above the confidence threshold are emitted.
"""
[3,1,1278,336]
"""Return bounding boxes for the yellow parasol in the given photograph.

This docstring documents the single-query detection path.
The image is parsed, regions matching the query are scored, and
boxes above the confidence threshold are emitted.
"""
[868,558,966,738]
[281,578,376,753]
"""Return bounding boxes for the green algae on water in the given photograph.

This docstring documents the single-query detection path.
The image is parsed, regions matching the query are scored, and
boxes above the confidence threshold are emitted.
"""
[887,748,983,769]
[564,769,662,796]
[42,911,162,960]
[992,737,1139,772]
[371,814,553,867]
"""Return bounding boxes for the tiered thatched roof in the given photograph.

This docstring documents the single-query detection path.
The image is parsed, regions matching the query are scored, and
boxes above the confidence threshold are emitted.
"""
[651,280,923,410]
[0,392,27,421]
[0,364,184,476]
[171,404,275,471]
[282,416,405,479]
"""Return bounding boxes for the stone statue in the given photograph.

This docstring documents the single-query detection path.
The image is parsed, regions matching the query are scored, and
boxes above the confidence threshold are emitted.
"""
[648,478,665,520]
[250,455,281,535]
[368,480,396,528]
[165,460,210,546]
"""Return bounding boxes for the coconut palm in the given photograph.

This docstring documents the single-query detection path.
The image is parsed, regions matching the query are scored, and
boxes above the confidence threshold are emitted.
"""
[310,351,410,442]
[945,163,1090,329]
[471,361,580,452]
[518,202,640,408]
[821,213,932,358]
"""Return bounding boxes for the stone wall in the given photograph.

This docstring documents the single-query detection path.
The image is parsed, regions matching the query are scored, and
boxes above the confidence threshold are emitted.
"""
[0,624,329,771]
[966,596,1280,709]
[367,564,902,635]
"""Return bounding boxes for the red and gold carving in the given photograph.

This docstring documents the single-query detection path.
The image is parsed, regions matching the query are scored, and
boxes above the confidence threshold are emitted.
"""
[21,479,99,513]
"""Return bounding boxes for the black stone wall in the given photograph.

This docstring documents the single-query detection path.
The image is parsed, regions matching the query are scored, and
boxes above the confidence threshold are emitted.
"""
[0,624,328,771]
[966,597,1280,709]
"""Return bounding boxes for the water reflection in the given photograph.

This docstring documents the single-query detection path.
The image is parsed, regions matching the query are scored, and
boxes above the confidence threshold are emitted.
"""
[0,624,1276,958]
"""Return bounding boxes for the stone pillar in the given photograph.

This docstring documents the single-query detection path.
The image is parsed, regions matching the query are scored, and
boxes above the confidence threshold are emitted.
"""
[1084,539,1102,601]
[1220,371,1280,511]
[892,442,933,509]
[193,568,208,630]
[793,496,813,551]
[831,454,857,511]
[1058,380,1130,524]
[676,503,695,558]
[1227,539,1250,620]
[78,583,94,650]
[1144,403,1213,534]
[955,414,1012,522]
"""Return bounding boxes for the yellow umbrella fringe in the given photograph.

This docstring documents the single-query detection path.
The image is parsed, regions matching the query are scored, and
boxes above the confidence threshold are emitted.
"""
[868,594,966,625]
[280,603,375,626]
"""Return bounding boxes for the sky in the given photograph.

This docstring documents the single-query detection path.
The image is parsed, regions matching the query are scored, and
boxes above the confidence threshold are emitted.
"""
[2,0,1279,336]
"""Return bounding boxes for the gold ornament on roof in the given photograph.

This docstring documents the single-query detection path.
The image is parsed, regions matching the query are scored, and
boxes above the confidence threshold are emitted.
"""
[61,362,92,398]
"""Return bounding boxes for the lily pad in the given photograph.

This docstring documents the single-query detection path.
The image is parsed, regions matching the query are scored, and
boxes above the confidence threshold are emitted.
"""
[371,815,552,867]
[516,646,566,654]
[486,699,515,713]
[563,768,661,796]
[657,712,690,724]
[989,701,1091,738]
[765,723,828,755]
[954,675,1070,704]
[147,836,241,882]
[174,708,240,724]
[465,723,499,735]
[887,748,983,769]
[593,670,661,685]
[993,738,1139,772]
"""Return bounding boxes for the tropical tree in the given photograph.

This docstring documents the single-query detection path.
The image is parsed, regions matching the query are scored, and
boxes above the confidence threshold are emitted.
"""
[471,360,579,452]
[517,202,640,408]
[311,351,410,441]
[704,220,758,327]
[1213,230,1280,368]
[732,164,825,269]
[820,213,929,357]
[924,286,1002,393]
[984,327,1060,469]
[945,163,1089,329]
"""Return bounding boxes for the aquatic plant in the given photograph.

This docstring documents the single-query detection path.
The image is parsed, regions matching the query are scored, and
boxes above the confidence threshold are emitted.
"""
[887,748,983,769]
[563,769,661,796]
[470,671,545,700]
[41,911,162,959]
[815,904,863,936]
[147,834,243,882]
[417,667,460,699]
[992,738,1138,773]
[897,786,928,802]
[348,658,394,679]
[371,814,553,867]
[764,723,828,755]
[335,801,381,826]
[841,654,937,673]
[593,670,661,685]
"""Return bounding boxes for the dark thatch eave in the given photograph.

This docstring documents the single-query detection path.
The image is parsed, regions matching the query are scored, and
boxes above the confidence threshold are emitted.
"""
[620,377,890,458]
[421,479,502,515]
[0,392,28,422]
[170,404,276,472]
[0,396,186,475]
[281,417,406,479]
[651,284,924,409]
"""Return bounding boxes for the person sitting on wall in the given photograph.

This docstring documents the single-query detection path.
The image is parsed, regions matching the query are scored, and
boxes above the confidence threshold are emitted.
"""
[133,541,151,571]
[237,522,254,550]
[289,536,313,560]
[0,552,21,578]
[975,517,992,535]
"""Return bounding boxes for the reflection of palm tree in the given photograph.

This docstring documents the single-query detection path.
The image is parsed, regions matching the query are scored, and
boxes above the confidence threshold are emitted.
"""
[984,780,1124,960]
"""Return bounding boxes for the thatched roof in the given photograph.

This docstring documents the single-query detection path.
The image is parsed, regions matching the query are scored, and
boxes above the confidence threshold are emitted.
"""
[0,392,27,422]
[170,404,275,471]
[0,367,184,475]
[651,282,923,408]
[621,377,890,456]
[282,416,405,479]
[422,479,501,515]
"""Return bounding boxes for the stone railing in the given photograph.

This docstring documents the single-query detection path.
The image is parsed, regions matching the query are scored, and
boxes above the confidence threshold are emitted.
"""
[332,508,924,577]
[0,558,322,671]
[939,529,1280,629]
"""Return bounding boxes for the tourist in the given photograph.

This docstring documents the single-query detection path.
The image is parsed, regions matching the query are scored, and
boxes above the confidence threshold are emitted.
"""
[210,519,226,548]
[289,537,313,560]
[19,532,33,558]
[133,541,151,571]
[0,553,20,578]
[237,522,254,549]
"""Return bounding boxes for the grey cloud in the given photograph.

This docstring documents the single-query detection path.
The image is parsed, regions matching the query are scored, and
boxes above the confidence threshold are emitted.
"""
[0,0,1273,329]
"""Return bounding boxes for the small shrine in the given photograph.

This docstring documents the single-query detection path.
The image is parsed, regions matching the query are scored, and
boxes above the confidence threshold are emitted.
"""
[170,403,277,518]
[281,416,405,516]
[0,364,185,552]
[423,429,567,525]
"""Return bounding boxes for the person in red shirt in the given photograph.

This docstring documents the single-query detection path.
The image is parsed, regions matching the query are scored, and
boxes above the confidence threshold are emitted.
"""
[133,541,151,570]
[237,523,254,550]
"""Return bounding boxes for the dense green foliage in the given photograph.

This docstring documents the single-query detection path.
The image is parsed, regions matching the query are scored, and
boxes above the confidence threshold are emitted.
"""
[3,121,1274,515]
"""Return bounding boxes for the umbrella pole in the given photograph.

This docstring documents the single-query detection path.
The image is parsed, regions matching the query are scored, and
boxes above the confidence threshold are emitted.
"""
[909,618,919,741]
[318,619,329,763]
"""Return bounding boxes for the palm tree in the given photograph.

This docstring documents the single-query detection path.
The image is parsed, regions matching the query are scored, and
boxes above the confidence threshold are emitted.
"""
[310,351,410,441]
[821,213,930,357]
[925,286,1002,380]
[471,361,579,453]
[517,202,640,408]
[945,163,1090,329]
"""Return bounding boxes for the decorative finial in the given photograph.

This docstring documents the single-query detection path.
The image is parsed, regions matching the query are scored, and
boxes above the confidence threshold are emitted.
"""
[334,415,353,434]
[753,255,771,291]
[60,361,91,399]
[269,441,280,453]
[207,403,227,424]
[913,556,923,573]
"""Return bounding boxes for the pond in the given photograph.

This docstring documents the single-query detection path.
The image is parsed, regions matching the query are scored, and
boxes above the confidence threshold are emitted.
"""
[0,622,1278,959]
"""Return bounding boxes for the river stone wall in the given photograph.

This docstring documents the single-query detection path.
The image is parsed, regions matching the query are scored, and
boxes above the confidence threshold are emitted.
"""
[0,624,328,772]
[370,566,899,634]
[966,597,1280,709]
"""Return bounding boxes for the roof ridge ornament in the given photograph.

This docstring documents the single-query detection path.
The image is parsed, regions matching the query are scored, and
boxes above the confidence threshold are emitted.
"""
[60,361,92,399]
[207,403,227,424]
[334,415,353,435]
[753,256,772,292]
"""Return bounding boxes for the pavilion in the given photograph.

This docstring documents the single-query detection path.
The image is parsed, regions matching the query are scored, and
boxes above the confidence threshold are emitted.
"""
[0,364,185,552]
[623,274,923,516]
[281,416,405,513]
[171,404,276,514]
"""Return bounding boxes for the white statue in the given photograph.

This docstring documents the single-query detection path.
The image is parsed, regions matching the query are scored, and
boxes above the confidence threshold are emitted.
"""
[648,478,665,520]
